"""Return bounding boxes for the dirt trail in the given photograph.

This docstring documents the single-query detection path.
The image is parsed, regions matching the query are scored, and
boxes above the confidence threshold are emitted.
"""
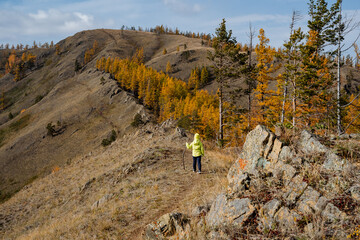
[0,124,229,240]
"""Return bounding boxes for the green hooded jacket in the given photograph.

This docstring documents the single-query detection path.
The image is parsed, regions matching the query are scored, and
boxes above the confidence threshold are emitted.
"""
[186,133,204,157]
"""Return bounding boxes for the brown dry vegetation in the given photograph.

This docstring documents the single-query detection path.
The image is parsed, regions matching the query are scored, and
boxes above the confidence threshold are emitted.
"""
[0,29,212,201]
[0,121,233,239]
[1,28,360,239]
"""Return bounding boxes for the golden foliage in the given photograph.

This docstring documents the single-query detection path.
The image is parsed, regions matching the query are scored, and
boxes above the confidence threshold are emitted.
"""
[96,54,219,138]
[253,29,281,127]
[84,40,99,65]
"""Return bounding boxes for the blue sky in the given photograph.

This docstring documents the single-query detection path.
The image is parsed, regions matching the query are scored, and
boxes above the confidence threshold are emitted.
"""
[1,0,360,53]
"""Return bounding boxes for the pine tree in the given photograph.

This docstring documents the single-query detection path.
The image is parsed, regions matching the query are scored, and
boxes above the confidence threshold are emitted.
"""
[0,89,4,111]
[298,30,335,131]
[93,40,99,52]
[200,67,209,86]
[55,44,60,55]
[283,27,305,129]
[75,59,81,72]
[208,18,247,146]
[307,0,341,53]
[166,61,172,74]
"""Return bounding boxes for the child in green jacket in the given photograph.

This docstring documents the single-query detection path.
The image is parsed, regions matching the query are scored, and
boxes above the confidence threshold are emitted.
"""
[186,133,204,174]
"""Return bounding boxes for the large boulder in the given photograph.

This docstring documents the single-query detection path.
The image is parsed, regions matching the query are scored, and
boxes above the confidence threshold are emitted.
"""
[238,125,274,172]
[227,125,275,194]
[298,130,347,171]
[206,194,255,229]
[297,187,320,215]
[282,175,307,206]
[297,130,328,155]
[274,206,301,234]
[321,203,346,223]
[268,138,283,162]
[349,184,360,201]
[144,212,190,240]
[258,199,281,231]
[278,146,295,163]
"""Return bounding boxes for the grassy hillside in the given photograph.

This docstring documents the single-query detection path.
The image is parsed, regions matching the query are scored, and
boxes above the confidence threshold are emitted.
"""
[0,120,234,239]
[0,29,213,202]
[1,28,360,239]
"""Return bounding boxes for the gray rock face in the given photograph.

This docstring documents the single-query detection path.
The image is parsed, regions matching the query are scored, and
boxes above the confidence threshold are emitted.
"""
[206,194,255,229]
[227,125,275,194]
[268,138,283,162]
[264,132,276,159]
[297,187,320,214]
[321,203,346,223]
[298,130,347,171]
[239,125,274,172]
[258,199,281,231]
[274,207,300,233]
[278,146,294,163]
[144,212,190,240]
[282,175,307,206]
[349,184,360,201]
[297,130,328,155]
[227,172,250,195]
[323,151,344,171]
[91,194,113,209]
[269,161,296,185]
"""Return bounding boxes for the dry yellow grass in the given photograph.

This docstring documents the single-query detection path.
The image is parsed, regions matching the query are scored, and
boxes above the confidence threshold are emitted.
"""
[0,29,212,202]
[0,125,232,240]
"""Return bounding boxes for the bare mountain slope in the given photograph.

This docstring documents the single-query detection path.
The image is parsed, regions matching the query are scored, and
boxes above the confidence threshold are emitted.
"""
[0,119,232,239]
[0,29,212,201]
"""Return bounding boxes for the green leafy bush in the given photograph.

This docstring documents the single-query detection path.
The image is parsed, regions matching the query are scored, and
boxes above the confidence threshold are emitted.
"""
[131,113,143,127]
[101,130,117,147]
[101,139,111,147]
[46,122,56,136]
[35,95,43,104]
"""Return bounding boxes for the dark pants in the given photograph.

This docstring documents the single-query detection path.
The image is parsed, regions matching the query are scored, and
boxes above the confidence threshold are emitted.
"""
[193,156,201,172]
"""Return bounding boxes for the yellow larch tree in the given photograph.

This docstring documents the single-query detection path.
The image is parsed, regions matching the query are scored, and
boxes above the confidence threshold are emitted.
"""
[253,29,278,126]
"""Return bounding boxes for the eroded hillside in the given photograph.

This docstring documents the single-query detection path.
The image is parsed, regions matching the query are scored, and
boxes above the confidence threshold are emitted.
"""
[0,120,233,239]
[0,29,212,201]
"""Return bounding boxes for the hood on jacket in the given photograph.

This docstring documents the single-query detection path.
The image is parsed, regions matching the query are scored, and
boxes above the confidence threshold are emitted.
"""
[194,133,200,143]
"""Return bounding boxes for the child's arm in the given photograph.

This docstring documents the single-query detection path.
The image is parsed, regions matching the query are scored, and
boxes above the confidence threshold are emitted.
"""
[201,142,204,156]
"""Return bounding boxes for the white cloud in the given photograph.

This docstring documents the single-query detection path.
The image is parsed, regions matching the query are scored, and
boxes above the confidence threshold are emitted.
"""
[27,9,94,34]
[163,0,202,14]
[0,8,96,43]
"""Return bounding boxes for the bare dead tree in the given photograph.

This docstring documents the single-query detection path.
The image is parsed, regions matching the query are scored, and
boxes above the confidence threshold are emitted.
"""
[281,10,302,126]
[334,2,360,135]
[246,22,256,128]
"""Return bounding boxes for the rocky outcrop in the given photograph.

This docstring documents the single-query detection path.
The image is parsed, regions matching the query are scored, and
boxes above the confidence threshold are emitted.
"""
[206,194,255,229]
[144,213,190,240]
[298,130,347,171]
[144,125,359,239]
